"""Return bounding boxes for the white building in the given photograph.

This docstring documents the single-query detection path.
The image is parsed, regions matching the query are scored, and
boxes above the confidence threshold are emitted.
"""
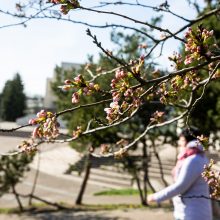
[25,96,44,114]
[44,62,81,111]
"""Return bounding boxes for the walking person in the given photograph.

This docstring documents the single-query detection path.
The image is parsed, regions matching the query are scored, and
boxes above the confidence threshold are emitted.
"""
[147,127,212,220]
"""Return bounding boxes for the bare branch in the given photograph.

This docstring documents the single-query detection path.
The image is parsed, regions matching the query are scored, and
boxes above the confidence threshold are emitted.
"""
[0,124,31,132]
[99,1,191,22]
[174,7,220,36]
[186,62,220,123]
[56,98,112,117]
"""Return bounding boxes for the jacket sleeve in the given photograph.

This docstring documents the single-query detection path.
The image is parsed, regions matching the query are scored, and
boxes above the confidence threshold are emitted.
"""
[153,155,204,203]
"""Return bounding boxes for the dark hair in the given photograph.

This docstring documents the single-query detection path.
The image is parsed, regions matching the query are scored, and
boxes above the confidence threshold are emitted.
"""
[180,127,201,143]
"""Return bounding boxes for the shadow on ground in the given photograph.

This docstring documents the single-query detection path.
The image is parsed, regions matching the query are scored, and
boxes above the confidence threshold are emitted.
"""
[25,211,127,220]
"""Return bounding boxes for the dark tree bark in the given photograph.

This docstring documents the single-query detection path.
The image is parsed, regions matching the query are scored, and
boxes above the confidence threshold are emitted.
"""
[133,168,147,206]
[28,153,40,205]
[142,139,156,198]
[151,138,168,187]
[75,154,91,205]
[12,185,23,212]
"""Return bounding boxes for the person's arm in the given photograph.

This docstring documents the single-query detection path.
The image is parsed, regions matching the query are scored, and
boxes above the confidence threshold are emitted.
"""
[149,156,203,203]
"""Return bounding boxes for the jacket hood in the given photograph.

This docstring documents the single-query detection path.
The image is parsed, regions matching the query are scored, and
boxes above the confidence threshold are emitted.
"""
[186,139,203,151]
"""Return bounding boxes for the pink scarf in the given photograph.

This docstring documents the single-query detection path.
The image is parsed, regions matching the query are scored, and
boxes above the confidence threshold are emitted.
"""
[172,147,203,181]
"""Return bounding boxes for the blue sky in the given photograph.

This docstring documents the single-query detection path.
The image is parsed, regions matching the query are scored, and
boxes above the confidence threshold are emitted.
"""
[0,0,204,96]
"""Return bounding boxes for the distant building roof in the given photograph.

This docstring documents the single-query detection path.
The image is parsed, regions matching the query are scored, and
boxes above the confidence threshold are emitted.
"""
[61,62,81,70]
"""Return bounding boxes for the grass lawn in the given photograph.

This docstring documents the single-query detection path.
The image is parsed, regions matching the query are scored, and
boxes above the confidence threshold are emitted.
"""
[94,188,152,196]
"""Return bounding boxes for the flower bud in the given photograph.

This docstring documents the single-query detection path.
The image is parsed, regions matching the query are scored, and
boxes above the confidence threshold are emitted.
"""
[72,92,79,103]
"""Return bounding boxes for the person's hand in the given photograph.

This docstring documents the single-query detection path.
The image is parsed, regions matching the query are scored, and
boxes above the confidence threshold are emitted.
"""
[147,194,156,203]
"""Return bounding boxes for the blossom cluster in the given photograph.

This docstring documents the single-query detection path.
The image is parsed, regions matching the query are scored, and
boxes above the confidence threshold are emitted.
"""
[150,111,165,123]
[72,126,82,139]
[29,110,59,139]
[196,134,209,150]
[184,27,214,65]
[159,27,215,105]
[158,27,216,105]
[104,69,143,123]
[61,74,100,104]
[17,140,37,153]
[114,147,128,159]
[100,144,111,155]
[158,71,200,105]
[157,82,178,104]
[202,159,220,198]
[168,52,183,70]
[48,0,80,15]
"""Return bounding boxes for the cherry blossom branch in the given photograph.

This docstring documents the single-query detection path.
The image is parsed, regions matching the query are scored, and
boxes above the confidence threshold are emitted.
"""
[145,55,220,85]
[174,7,220,36]
[52,107,140,144]
[99,1,191,22]
[0,99,112,133]
[91,110,188,158]
[88,66,120,82]
[86,28,148,85]
[0,124,31,132]
[79,5,180,38]
[0,5,53,29]
[56,98,112,117]
[186,62,220,123]
[86,28,126,65]
[1,57,219,135]
[25,14,159,42]
[0,151,21,156]
[0,140,42,156]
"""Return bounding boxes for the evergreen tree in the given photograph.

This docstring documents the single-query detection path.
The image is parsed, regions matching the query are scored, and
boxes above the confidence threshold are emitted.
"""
[0,152,34,211]
[52,29,171,205]
[0,73,26,121]
[188,0,220,134]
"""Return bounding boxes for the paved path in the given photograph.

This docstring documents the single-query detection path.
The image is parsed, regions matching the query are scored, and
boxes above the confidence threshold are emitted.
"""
[1,122,220,220]
[0,133,174,220]
[0,208,173,220]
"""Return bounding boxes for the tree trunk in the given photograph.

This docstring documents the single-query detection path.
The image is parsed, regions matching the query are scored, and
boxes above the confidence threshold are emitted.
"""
[29,153,40,205]
[142,140,148,204]
[142,139,156,205]
[75,155,91,205]
[133,169,146,206]
[152,139,168,187]
[12,185,23,212]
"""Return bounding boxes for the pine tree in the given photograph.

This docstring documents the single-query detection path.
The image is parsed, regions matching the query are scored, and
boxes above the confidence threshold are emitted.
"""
[189,0,220,134]
[0,73,26,121]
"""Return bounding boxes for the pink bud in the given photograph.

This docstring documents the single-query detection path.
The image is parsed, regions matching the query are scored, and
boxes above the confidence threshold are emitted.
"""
[72,92,79,103]
[110,102,119,109]
[209,30,214,36]
[50,0,60,3]
[64,79,72,84]
[62,85,71,91]
[88,82,94,89]
[104,108,112,114]
[74,75,81,83]
[32,127,39,138]
[37,110,47,118]
[112,92,120,102]
[120,70,126,78]
[29,119,37,125]
[83,87,89,93]
[115,70,121,79]
[140,54,145,61]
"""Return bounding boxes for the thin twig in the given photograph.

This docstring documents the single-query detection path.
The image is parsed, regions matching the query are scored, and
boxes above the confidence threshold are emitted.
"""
[0,124,31,132]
